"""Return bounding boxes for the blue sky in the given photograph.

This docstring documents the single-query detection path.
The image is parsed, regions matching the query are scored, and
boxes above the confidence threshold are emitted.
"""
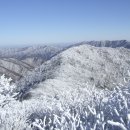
[0,0,130,47]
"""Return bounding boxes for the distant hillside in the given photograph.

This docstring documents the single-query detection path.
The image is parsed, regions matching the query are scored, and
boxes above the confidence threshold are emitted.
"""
[0,45,62,81]
[0,45,62,60]
[1,40,130,82]
[16,44,130,100]
[0,58,33,80]
[68,40,130,49]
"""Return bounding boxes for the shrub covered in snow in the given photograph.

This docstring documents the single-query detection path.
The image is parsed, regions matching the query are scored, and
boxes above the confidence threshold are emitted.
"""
[0,74,16,107]
[0,74,130,130]
[27,85,130,130]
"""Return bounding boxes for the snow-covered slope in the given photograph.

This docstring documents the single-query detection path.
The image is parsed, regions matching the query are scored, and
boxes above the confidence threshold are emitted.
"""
[0,58,33,81]
[1,40,130,81]
[2,44,130,130]
[0,45,62,59]
[16,44,130,100]
[0,45,62,81]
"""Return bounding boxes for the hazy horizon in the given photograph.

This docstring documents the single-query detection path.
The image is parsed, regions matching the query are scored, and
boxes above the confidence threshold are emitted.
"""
[0,0,130,47]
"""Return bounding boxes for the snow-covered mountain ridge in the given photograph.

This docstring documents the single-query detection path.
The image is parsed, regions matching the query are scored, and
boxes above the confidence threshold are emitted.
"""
[0,45,62,59]
[0,45,62,81]
[16,44,130,100]
[1,42,130,130]
[69,40,130,49]
[0,40,130,81]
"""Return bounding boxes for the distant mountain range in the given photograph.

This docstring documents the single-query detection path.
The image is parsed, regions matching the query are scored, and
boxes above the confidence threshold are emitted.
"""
[0,45,62,81]
[67,40,130,48]
[15,41,130,101]
[0,40,130,81]
[1,40,130,100]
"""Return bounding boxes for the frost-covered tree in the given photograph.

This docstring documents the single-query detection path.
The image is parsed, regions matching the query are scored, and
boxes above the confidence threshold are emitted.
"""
[27,85,130,130]
[0,74,15,94]
[1,74,130,130]
[0,74,16,106]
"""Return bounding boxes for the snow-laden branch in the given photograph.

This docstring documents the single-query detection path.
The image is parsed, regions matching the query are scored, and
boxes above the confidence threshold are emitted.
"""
[107,120,127,130]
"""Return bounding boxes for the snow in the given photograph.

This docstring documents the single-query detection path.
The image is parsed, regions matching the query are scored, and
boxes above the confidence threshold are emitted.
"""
[107,120,127,130]
[16,44,130,103]
[1,73,130,130]
[1,44,130,129]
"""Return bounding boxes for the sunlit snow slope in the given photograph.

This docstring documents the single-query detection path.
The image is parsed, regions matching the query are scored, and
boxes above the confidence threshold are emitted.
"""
[16,44,130,100]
